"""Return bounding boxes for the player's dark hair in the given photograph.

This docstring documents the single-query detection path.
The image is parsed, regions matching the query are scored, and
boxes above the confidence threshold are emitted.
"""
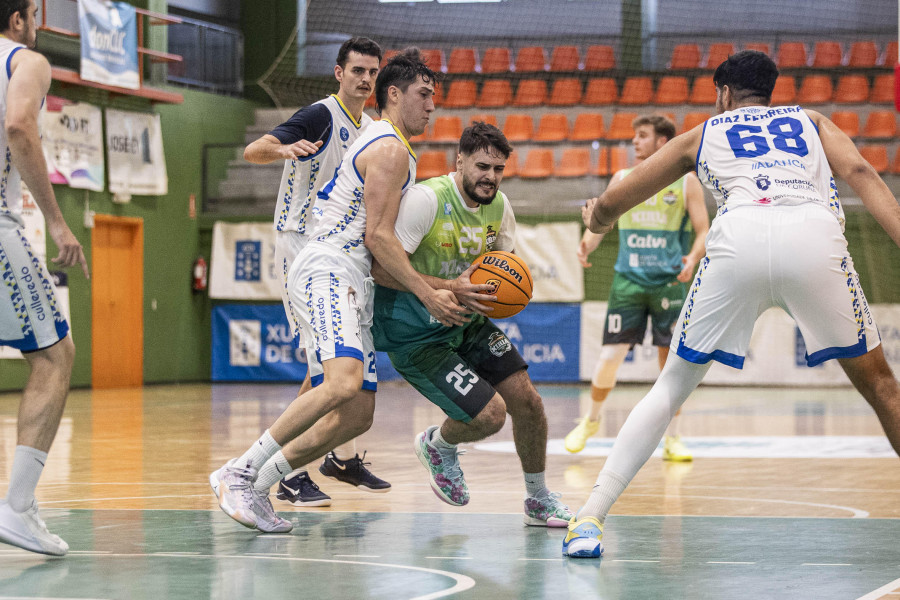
[632,114,676,141]
[713,50,779,104]
[459,122,512,159]
[374,47,440,115]
[336,37,382,69]
[0,0,30,33]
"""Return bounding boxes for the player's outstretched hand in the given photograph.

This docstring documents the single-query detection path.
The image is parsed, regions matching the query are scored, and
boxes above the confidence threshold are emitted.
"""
[49,221,89,278]
[450,262,496,316]
[677,255,697,283]
[576,239,593,268]
[281,139,323,160]
[583,197,615,235]
[423,288,469,327]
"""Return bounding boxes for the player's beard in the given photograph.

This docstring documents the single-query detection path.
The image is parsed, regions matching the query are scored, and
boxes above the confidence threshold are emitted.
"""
[462,176,496,205]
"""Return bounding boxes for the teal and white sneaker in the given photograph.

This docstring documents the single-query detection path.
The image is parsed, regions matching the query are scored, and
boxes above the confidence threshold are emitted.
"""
[414,426,469,506]
[562,516,604,558]
[524,491,574,527]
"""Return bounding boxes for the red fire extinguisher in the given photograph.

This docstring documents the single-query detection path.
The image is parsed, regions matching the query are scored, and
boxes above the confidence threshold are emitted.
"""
[192,256,208,292]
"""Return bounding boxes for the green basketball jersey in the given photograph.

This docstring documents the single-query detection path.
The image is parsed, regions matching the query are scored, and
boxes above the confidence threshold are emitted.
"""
[373,175,508,352]
[614,169,693,287]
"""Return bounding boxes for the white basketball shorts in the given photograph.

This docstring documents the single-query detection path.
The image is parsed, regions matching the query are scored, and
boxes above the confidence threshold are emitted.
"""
[672,203,880,369]
[287,247,376,391]
[0,224,69,352]
[274,230,310,345]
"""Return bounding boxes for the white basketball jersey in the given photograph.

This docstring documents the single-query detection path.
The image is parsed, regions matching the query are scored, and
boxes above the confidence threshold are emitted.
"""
[0,37,29,227]
[273,95,373,234]
[307,119,417,273]
[697,105,844,229]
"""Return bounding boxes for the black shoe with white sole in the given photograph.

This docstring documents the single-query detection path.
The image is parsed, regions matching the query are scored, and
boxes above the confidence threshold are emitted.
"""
[276,471,332,507]
[319,451,391,492]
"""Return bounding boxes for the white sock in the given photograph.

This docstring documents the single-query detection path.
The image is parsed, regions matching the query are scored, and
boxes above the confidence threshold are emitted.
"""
[524,471,547,498]
[7,446,47,512]
[253,451,294,493]
[576,354,709,523]
[332,440,356,461]
[430,427,455,450]
[237,430,282,472]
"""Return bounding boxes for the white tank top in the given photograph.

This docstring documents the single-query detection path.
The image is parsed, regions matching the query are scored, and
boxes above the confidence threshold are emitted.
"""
[696,105,844,229]
[0,37,29,227]
[273,95,373,235]
[307,118,417,273]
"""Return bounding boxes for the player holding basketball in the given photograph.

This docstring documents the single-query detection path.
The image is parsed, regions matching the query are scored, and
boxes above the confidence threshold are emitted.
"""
[242,37,390,508]
[565,115,709,461]
[371,122,574,526]
[212,49,462,532]
[563,50,900,558]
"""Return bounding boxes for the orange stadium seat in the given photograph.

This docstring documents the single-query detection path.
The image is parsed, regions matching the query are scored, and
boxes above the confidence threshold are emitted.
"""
[770,75,797,104]
[416,151,449,179]
[862,110,897,138]
[420,49,444,72]
[519,149,554,178]
[502,114,534,142]
[870,74,894,104]
[670,44,701,69]
[447,48,477,73]
[744,42,771,55]
[607,112,639,140]
[570,113,605,141]
[859,144,889,173]
[515,46,547,72]
[554,148,591,177]
[468,113,499,127]
[583,77,618,105]
[594,147,610,177]
[548,78,583,106]
[705,43,735,69]
[504,150,519,178]
[834,75,870,104]
[443,80,477,108]
[609,145,631,173]
[829,111,860,137]
[681,111,711,133]
[481,47,512,73]
[883,41,898,66]
[689,78,717,105]
[776,42,808,67]
[892,147,900,174]
[431,116,463,142]
[513,79,547,106]
[847,42,878,67]
[796,75,834,104]
[584,45,616,71]
[619,77,653,105]
[381,49,399,67]
[535,113,569,142]
[477,79,513,107]
[431,83,444,107]
[550,46,580,71]
[654,76,689,105]
[811,41,843,68]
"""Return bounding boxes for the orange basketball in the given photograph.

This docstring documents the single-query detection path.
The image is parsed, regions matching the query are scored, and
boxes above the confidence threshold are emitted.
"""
[469,250,533,319]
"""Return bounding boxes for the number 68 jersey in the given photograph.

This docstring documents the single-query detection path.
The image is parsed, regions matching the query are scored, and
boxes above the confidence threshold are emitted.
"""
[696,105,844,229]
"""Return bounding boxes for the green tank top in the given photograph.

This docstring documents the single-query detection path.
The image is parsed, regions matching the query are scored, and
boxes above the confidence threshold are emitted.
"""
[373,175,507,351]
[613,169,692,287]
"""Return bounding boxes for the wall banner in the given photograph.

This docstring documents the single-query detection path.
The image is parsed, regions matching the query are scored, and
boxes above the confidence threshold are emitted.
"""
[105,109,168,196]
[494,303,581,381]
[209,222,280,300]
[43,101,105,191]
[78,0,139,90]
[515,222,584,302]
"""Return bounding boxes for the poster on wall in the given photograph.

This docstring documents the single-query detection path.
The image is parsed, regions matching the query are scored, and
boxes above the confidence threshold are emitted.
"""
[494,302,581,381]
[105,109,168,196]
[209,222,280,300]
[43,100,105,191]
[515,222,584,302]
[78,0,139,90]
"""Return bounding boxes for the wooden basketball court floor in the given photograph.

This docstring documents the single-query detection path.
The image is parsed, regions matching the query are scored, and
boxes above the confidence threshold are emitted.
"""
[0,381,898,599]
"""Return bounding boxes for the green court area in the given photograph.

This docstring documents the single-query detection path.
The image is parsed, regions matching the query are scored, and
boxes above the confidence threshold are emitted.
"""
[1,510,898,599]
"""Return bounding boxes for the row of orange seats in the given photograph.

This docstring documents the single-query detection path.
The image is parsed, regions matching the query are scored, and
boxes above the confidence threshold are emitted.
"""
[412,109,898,145]
[417,143,900,181]
[384,41,898,74]
[366,72,894,109]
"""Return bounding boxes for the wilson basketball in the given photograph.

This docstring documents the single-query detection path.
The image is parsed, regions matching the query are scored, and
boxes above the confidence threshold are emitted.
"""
[469,250,533,319]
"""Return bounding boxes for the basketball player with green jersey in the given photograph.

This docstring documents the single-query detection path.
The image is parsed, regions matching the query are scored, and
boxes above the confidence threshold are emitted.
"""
[565,115,709,460]
[371,123,574,526]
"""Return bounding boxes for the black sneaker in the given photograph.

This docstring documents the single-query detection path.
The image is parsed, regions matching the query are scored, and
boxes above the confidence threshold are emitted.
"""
[275,471,332,507]
[319,451,391,493]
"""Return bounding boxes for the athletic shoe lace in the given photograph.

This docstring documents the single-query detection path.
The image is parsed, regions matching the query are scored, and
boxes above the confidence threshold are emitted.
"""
[27,503,51,534]
[437,446,466,482]
[224,464,255,504]
[252,490,282,524]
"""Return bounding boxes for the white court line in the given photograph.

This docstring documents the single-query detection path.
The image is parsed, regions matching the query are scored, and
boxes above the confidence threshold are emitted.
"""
[613,559,660,563]
[519,558,564,562]
[426,556,472,560]
[706,561,756,565]
[856,577,900,600]
[334,554,381,558]
[0,597,109,600]
[67,550,111,555]
[628,493,869,518]
[152,552,200,556]
[246,553,290,557]
[802,563,854,566]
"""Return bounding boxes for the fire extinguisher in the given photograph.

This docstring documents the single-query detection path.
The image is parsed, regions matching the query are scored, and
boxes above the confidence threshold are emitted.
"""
[192,256,208,292]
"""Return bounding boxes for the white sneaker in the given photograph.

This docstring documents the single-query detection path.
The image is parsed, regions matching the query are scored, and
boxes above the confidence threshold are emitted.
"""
[209,459,258,529]
[0,500,68,556]
[251,490,293,533]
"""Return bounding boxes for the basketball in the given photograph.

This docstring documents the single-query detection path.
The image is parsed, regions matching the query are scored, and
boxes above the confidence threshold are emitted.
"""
[468,250,533,319]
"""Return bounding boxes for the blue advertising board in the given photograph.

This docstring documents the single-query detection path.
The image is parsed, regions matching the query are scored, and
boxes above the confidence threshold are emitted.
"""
[493,303,581,381]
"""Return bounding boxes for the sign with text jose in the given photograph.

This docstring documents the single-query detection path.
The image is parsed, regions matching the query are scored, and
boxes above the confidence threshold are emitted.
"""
[78,0,139,90]
[494,303,581,381]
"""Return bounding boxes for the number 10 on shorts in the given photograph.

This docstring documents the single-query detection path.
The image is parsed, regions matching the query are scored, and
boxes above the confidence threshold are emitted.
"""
[446,363,479,395]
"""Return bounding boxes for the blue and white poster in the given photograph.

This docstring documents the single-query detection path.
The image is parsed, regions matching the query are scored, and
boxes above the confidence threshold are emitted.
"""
[494,303,581,381]
[78,0,139,90]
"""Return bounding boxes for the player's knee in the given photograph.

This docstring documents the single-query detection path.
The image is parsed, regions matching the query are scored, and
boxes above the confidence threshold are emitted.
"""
[473,395,507,435]
[324,375,363,407]
[31,335,75,376]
